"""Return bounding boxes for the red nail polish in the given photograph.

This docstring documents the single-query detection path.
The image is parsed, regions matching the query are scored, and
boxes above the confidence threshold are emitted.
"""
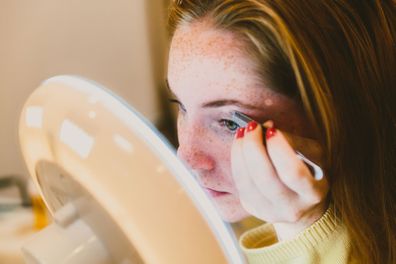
[235,127,245,139]
[246,121,258,132]
[266,127,276,139]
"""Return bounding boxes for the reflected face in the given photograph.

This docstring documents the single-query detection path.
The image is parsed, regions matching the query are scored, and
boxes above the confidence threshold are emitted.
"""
[167,20,312,222]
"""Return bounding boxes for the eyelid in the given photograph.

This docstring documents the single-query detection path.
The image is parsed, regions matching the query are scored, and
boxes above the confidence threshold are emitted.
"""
[219,118,240,133]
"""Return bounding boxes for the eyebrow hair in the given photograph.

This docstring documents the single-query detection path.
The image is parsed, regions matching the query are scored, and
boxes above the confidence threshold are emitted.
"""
[165,78,262,110]
[201,99,262,110]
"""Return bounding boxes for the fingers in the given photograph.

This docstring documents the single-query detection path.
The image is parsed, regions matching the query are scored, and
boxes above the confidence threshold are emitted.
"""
[265,127,328,203]
[230,120,329,224]
[231,123,296,213]
[241,123,292,200]
[230,128,257,197]
[231,128,272,219]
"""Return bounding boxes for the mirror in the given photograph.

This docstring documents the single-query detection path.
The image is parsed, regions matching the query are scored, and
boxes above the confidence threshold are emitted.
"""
[19,76,245,264]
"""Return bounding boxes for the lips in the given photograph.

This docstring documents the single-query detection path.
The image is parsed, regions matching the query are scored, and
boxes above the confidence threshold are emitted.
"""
[204,187,230,198]
[192,171,233,197]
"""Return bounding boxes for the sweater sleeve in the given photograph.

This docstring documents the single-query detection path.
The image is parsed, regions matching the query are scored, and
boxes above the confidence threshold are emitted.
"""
[239,206,353,264]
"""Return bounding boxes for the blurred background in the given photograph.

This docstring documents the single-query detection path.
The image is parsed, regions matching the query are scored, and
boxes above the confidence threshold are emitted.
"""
[0,0,176,262]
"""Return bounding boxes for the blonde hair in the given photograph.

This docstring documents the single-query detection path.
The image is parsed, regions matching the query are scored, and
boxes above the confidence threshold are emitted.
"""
[168,1,396,263]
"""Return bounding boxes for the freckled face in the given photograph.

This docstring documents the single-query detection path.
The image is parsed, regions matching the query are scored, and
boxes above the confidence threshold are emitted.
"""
[167,20,312,222]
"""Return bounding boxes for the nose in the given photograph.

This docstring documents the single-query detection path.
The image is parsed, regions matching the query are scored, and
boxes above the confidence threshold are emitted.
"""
[177,124,215,171]
[177,146,215,171]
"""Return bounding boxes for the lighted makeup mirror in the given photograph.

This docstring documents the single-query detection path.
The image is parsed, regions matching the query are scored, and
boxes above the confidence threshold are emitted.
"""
[19,76,245,264]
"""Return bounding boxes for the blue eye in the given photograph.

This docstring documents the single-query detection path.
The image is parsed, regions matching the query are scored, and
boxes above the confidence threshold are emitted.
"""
[220,119,240,132]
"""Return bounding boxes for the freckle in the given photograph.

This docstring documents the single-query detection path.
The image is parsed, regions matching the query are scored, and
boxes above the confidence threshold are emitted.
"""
[264,99,273,106]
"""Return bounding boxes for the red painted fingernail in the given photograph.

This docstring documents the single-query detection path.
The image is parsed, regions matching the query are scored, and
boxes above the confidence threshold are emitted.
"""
[246,121,258,132]
[235,127,245,139]
[266,127,276,139]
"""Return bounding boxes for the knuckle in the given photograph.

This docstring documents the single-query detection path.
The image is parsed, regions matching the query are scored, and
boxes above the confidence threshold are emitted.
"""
[309,191,324,204]
[309,188,327,205]
[287,207,304,222]
[305,184,328,204]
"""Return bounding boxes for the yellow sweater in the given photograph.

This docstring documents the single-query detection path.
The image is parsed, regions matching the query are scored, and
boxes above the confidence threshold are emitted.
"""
[239,207,353,264]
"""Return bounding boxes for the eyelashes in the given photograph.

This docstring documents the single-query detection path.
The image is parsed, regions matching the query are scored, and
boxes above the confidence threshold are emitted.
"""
[219,119,240,133]
[168,98,186,112]
[168,98,241,134]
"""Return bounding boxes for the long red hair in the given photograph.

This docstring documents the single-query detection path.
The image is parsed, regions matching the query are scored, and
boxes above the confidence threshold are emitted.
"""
[168,1,396,263]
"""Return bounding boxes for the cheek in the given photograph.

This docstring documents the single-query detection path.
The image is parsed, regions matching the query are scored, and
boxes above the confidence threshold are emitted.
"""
[177,119,230,160]
[176,113,232,148]
[176,116,236,178]
[177,121,229,156]
[203,136,235,183]
[214,134,232,160]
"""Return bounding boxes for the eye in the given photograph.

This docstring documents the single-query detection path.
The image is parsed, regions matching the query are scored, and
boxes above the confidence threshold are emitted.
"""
[168,98,186,113]
[219,119,240,132]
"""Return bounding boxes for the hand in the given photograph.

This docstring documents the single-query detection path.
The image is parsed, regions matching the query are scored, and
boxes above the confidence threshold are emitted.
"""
[231,121,329,241]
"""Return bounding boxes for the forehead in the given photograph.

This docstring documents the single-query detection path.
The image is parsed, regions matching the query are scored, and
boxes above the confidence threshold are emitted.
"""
[169,19,246,64]
[167,20,273,104]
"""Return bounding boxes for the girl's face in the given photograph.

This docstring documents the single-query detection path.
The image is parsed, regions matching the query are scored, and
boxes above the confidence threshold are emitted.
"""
[167,20,313,222]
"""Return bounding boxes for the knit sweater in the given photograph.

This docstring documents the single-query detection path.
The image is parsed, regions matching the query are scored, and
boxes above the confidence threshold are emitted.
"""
[239,207,354,263]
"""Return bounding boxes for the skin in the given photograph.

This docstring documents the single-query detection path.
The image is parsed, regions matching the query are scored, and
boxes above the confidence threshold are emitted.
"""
[167,19,328,240]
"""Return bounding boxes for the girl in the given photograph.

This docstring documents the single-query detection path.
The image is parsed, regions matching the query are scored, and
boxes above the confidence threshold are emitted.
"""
[166,1,395,263]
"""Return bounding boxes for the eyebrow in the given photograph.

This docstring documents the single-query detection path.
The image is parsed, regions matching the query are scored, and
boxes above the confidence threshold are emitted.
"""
[165,78,262,110]
[200,99,262,110]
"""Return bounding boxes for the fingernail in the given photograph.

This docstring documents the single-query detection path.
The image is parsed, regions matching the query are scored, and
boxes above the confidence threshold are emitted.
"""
[235,127,245,139]
[266,127,276,139]
[246,121,258,132]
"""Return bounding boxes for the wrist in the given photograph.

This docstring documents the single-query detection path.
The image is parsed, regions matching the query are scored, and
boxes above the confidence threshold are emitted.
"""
[273,202,328,241]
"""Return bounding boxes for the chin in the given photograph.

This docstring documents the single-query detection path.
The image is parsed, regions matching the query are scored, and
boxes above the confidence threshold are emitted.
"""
[219,211,250,223]
[214,199,250,223]
[222,215,247,223]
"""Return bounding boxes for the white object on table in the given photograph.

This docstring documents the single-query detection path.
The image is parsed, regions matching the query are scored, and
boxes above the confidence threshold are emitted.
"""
[0,206,36,264]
